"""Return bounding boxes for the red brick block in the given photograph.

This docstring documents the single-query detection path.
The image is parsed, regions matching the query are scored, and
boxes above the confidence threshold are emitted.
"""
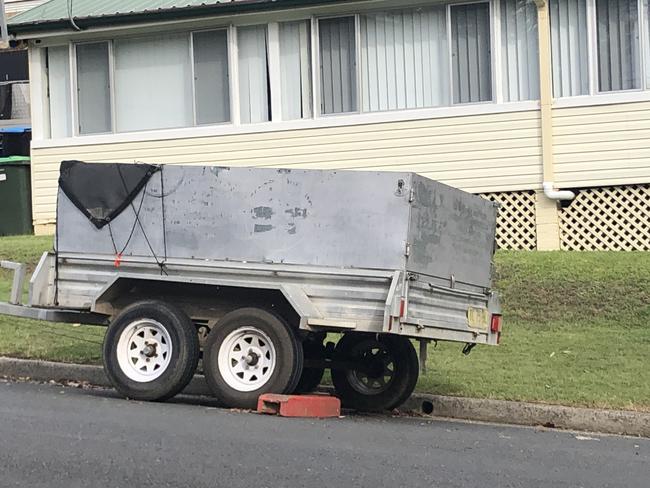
[257,394,341,418]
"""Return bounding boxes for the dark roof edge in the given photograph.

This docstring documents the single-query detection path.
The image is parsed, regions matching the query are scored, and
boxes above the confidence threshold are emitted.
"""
[8,0,346,36]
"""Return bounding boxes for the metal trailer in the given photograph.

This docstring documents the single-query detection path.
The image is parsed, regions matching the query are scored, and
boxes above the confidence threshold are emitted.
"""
[0,163,502,410]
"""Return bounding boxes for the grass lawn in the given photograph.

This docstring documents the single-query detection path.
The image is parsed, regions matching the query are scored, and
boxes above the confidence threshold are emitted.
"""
[0,235,104,364]
[1,235,649,411]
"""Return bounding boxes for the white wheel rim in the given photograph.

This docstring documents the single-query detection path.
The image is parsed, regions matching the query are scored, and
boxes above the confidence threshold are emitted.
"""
[116,319,173,383]
[218,327,276,392]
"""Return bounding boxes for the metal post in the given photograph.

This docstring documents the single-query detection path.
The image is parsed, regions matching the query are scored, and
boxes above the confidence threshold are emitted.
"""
[419,339,428,375]
[0,0,8,43]
[1,260,27,305]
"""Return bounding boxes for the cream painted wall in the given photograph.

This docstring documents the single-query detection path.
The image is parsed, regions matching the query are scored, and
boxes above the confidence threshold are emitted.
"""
[553,101,650,188]
[28,99,650,233]
[29,109,544,227]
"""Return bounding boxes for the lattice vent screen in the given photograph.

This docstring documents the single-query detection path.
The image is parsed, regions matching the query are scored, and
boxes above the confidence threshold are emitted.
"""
[479,191,537,251]
[559,185,650,251]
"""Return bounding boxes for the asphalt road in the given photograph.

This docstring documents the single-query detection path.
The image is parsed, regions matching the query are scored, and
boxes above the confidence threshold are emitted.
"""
[0,380,647,488]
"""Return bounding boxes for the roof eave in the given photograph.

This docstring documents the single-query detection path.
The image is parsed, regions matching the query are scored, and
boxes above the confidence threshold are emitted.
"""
[8,0,345,36]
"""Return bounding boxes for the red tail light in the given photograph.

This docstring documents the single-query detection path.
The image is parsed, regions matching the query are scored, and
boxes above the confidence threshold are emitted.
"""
[490,314,502,333]
[399,298,406,318]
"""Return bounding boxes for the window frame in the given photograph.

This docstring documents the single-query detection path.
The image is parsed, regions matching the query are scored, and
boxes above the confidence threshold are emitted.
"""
[554,0,648,100]
[593,0,644,94]
[190,27,232,127]
[315,14,361,117]
[447,0,495,106]
[72,39,114,136]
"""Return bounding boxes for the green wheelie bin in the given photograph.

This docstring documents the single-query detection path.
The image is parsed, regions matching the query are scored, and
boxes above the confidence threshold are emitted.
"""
[0,156,33,236]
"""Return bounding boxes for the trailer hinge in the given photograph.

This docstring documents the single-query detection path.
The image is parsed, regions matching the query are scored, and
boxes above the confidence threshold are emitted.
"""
[409,188,415,203]
[405,243,411,257]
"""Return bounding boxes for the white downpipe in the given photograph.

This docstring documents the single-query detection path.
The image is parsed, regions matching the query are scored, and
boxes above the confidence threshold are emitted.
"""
[543,182,575,201]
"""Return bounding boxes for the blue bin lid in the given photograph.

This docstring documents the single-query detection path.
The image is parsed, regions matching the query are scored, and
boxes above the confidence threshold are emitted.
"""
[0,126,32,134]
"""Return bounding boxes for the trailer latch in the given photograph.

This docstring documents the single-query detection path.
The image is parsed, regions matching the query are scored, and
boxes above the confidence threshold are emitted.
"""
[462,343,476,356]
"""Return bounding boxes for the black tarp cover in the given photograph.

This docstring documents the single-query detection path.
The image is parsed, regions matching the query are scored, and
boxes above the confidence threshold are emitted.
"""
[58,160,159,229]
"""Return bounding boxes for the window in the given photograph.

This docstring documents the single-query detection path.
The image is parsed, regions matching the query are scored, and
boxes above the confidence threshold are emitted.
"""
[360,7,450,112]
[47,46,72,138]
[56,1,650,140]
[193,30,230,125]
[76,42,112,134]
[114,34,193,132]
[596,0,640,92]
[238,25,270,124]
[550,0,589,97]
[280,21,313,120]
[500,0,540,101]
[451,3,492,104]
[319,17,358,114]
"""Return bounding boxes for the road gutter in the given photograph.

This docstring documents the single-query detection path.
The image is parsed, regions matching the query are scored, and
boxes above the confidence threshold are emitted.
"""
[1,356,648,438]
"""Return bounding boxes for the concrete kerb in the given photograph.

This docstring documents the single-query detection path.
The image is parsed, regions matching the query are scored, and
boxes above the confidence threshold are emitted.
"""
[401,394,650,438]
[0,356,212,396]
[1,356,648,438]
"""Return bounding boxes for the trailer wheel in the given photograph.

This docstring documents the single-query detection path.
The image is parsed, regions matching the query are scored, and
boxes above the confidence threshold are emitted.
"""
[293,339,326,394]
[103,301,200,402]
[203,308,303,409]
[331,333,419,411]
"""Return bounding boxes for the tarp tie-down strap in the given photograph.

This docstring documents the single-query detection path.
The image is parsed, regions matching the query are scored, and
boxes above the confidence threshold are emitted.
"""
[109,164,168,276]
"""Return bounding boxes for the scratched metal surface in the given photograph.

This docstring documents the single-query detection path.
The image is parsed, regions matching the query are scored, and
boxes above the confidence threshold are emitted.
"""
[57,166,413,271]
[407,174,498,289]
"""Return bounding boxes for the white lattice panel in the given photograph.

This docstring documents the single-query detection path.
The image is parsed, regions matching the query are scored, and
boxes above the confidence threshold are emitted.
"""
[480,191,537,251]
[559,185,650,251]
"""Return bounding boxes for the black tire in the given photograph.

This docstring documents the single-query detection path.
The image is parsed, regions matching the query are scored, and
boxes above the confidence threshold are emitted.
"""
[293,339,326,394]
[331,333,419,411]
[203,308,303,409]
[103,300,200,402]
[386,339,420,410]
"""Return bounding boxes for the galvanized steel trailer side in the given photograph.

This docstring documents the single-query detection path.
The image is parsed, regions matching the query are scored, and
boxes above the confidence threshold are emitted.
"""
[7,251,499,346]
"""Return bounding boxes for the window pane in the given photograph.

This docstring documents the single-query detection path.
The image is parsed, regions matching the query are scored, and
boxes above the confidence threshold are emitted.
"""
[76,42,111,134]
[596,0,640,92]
[114,34,193,132]
[193,30,230,125]
[238,25,270,124]
[549,0,589,97]
[451,3,492,104]
[319,17,357,114]
[501,0,540,101]
[360,7,449,112]
[47,46,72,138]
[280,21,312,120]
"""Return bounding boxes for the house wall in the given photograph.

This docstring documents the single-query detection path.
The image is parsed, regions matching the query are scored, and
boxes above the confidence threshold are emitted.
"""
[553,102,650,188]
[29,99,650,235]
[18,0,650,248]
[29,109,545,228]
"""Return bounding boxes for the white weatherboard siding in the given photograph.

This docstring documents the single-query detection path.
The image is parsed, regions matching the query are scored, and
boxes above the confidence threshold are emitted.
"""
[29,109,542,225]
[553,101,650,187]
